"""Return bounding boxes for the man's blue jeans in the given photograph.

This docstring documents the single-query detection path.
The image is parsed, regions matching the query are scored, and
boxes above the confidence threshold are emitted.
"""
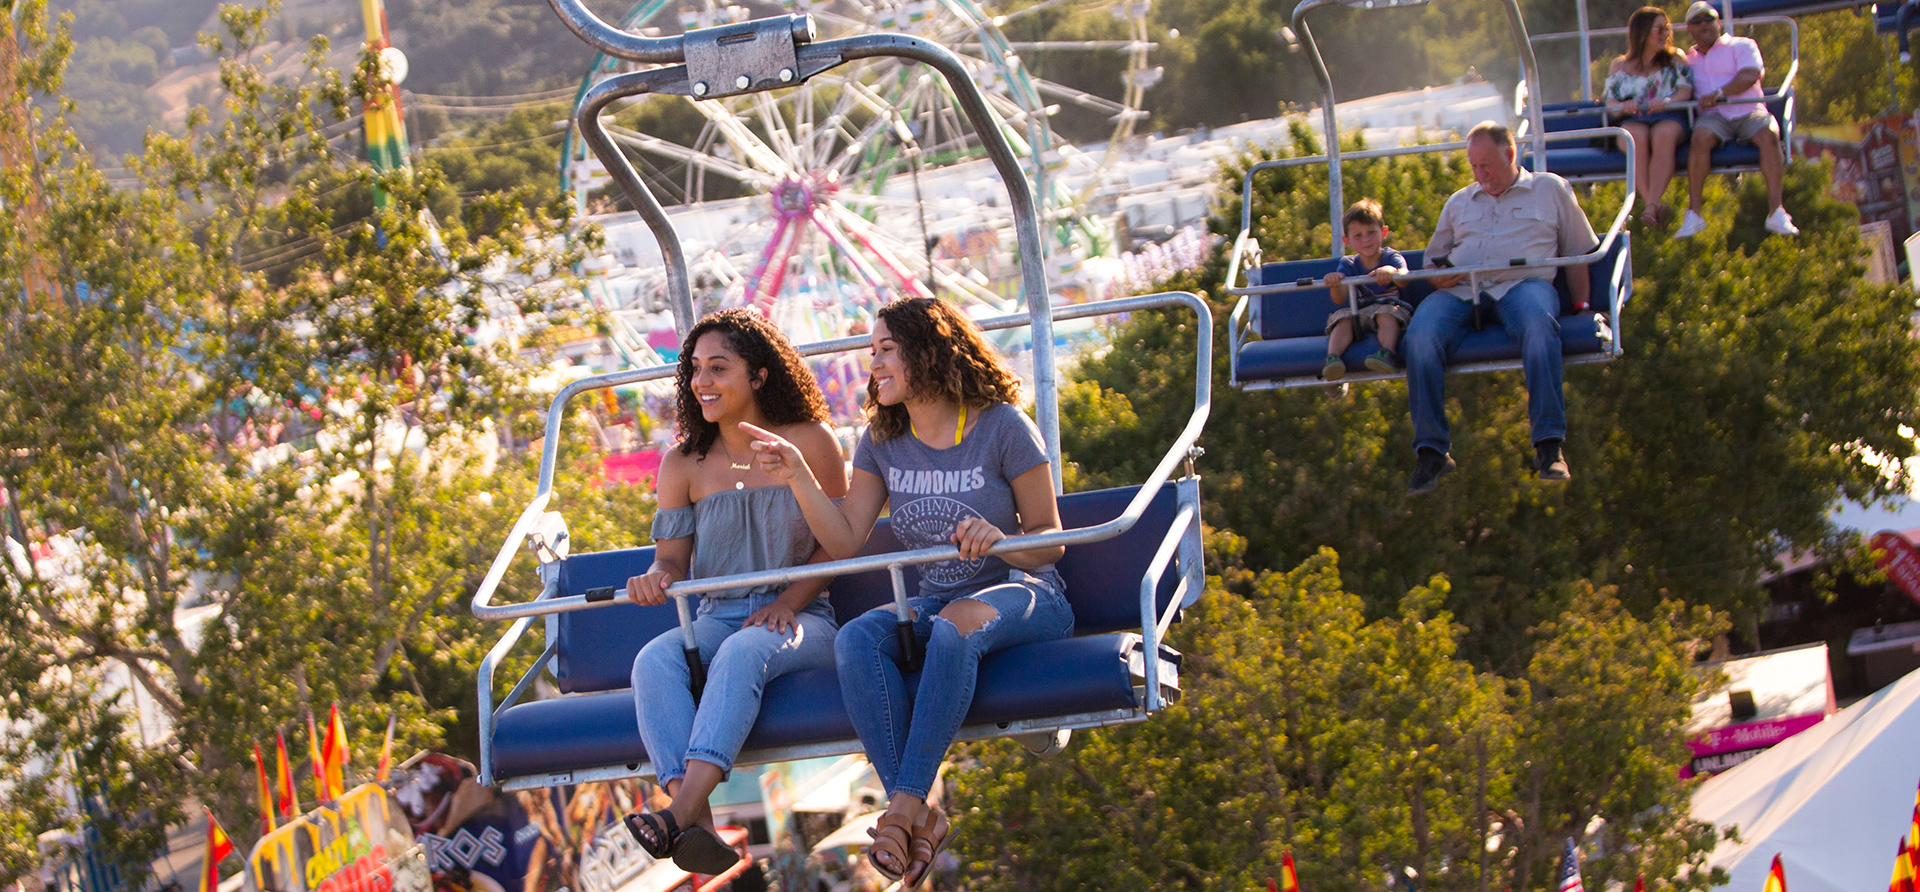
[1404,278,1566,455]
[834,571,1073,800]
[632,592,838,782]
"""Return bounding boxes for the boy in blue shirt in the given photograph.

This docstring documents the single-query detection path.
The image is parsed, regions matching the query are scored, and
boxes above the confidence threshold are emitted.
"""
[1320,199,1410,380]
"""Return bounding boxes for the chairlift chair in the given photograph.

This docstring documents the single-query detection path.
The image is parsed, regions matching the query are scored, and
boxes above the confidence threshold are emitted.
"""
[1520,1,1800,183]
[1226,0,1635,391]
[471,0,1213,791]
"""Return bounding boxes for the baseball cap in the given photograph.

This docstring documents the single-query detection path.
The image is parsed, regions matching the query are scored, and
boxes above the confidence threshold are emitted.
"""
[1685,1,1720,22]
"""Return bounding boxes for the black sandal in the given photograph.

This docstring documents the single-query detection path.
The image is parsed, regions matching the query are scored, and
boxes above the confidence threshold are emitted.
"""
[670,824,742,875]
[623,811,681,859]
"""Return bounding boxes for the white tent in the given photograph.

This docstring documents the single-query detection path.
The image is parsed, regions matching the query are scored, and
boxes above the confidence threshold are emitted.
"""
[1691,667,1920,890]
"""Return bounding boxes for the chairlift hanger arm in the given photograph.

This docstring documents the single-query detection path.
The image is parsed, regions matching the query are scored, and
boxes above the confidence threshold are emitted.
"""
[1289,0,1548,254]
[565,23,1061,485]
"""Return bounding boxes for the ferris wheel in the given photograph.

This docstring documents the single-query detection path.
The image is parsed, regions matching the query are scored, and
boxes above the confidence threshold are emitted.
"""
[562,0,1157,346]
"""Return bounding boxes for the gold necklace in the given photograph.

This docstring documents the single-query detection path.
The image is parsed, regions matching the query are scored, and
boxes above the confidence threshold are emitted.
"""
[717,440,752,489]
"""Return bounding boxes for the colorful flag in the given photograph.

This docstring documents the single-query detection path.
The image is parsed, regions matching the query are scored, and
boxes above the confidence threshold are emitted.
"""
[376,712,395,783]
[274,731,298,817]
[320,703,351,800]
[1280,849,1299,892]
[306,709,327,801]
[1893,839,1915,892]
[1557,838,1585,892]
[1763,854,1787,892]
[200,809,234,892]
[251,742,275,834]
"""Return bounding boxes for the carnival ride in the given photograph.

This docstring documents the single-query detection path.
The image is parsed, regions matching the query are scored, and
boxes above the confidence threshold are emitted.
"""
[1518,0,1800,184]
[1226,0,1636,390]
[472,0,1210,791]
[560,0,1163,361]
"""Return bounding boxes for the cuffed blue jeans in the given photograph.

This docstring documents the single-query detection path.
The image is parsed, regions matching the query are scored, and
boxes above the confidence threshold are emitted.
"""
[1405,278,1566,455]
[834,571,1074,800]
[632,591,837,782]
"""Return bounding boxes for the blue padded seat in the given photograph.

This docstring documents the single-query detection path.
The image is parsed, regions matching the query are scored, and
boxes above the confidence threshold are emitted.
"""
[491,482,1187,784]
[1235,236,1628,384]
[1523,93,1791,179]
[1878,2,1904,33]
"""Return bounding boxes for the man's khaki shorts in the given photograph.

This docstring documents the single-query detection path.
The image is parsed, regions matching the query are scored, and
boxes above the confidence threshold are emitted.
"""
[1697,108,1777,144]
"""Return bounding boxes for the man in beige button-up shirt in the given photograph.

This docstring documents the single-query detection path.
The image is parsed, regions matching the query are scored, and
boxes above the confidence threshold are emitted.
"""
[1404,121,1596,496]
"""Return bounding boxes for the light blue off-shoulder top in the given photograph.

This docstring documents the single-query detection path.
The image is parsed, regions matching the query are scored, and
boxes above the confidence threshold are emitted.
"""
[649,485,817,599]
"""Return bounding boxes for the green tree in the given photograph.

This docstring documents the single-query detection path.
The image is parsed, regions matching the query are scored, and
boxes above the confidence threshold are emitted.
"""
[948,541,1724,890]
[0,3,647,885]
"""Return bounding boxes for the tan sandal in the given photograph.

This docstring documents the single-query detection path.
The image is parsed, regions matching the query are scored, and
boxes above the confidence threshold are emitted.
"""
[902,806,952,888]
[865,810,915,882]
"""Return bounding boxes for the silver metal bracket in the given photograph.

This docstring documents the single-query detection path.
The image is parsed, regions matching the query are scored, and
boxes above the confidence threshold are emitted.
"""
[684,15,815,100]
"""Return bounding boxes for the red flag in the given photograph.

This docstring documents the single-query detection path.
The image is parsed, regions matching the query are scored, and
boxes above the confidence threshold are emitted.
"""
[1266,879,1278,892]
[1893,839,1916,892]
[376,712,395,783]
[200,809,234,892]
[1763,854,1787,892]
[1634,874,1645,892]
[320,703,350,799]
[273,731,298,817]
[1280,850,1299,892]
[251,742,275,834]
[306,710,327,801]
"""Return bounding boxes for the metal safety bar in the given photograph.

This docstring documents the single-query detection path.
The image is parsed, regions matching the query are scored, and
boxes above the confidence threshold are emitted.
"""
[1224,127,1638,301]
[548,0,1063,490]
[474,291,1211,785]
[472,289,1211,623]
[1291,0,1550,257]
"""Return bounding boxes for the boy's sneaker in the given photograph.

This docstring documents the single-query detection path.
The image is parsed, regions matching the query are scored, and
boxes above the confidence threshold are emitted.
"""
[1534,439,1571,481]
[1764,207,1800,236]
[1321,354,1345,381]
[1364,349,1398,373]
[1406,448,1456,496]
[1675,210,1708,238]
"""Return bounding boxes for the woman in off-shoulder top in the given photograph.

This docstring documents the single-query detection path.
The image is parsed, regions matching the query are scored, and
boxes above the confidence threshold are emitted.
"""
[620,309,848,874]
[1604,5,1694,227]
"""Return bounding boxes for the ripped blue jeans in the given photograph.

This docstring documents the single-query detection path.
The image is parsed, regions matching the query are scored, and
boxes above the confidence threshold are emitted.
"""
[834,571,1074,800]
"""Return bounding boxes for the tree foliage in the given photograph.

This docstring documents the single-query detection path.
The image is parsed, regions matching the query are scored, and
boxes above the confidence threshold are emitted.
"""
[948,538,1727,890]
[0,3,648,885]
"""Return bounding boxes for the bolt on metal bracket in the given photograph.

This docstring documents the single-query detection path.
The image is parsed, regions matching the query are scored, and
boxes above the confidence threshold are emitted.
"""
[684,14,815,101]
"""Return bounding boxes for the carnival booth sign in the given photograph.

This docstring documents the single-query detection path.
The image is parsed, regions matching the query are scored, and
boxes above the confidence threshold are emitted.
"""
[245,783,430,892]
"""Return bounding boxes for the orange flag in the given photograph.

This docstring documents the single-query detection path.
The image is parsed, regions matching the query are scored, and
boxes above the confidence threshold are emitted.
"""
[320,703,350,799]
[273,731,299,817]
[251,742,275,834]
[1278,849,1299,892]
[376,712,395,783]
[306,710,327,801]
[1763,854,1787,892]
[200,809,234,892]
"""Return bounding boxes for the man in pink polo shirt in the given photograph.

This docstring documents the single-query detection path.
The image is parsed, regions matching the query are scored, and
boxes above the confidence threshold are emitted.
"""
[1676,0,1798,238]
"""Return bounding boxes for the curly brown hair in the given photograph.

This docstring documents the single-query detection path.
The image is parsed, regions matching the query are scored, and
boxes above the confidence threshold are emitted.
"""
[867,297,1021,442]
[674,309,830,457]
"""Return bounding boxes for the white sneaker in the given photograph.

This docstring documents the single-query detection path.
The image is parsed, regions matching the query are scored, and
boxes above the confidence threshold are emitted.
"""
[1903,51,1912,64]
[1765,207,1800,236]
[1675,210,1708,238]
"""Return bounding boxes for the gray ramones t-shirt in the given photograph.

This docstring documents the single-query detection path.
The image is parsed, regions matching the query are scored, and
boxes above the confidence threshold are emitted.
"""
[853,402,1054,597]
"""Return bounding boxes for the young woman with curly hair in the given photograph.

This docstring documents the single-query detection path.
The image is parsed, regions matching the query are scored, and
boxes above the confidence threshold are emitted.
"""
[743,297,1068,886]
[622,309,847,874]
